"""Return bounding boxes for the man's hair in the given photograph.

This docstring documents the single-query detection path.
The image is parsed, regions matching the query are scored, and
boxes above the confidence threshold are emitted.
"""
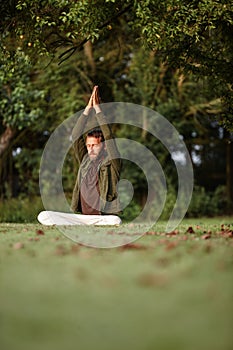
[86,128,104,142]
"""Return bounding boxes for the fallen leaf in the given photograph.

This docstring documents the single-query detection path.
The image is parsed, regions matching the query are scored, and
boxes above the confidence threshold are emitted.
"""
[179,236,188,241]
[201,233,211,240]
[13,242,24,249]
[137,273,168,287]
[186,226,195,234]
[0,230,7,234]
[54,244,67,256]
[217,227,233,238]
[146,231,157,235]
[70,244,80,254]
[226,231,233,238]
[165,241,178,250]
[120,243,147,250]
[166,230,179,236]
[36,229,45,235]
[51,237,60,242]
[157,239,169,245]
[204,243,212,253]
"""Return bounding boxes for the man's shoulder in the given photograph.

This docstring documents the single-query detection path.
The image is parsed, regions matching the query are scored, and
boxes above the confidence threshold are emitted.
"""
[99,152,113,165]
[80,154,91,167]
[100,154,121,170]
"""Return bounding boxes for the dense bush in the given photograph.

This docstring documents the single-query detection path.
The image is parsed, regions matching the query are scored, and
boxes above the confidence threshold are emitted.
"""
[0,196,43,223]
[0,185,229,223]
[186,185,228,218]
[156,185,228,220]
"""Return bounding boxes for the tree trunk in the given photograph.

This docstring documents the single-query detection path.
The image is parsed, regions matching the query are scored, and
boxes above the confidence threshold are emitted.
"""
[0,126,15,198]
[84,40,96,76]
[226,140,233,213]
[141,108,148,139]
[0,126,15,157]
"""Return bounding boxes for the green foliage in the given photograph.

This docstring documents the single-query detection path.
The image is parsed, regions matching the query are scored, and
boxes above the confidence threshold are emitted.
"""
[1,0,233,129]
[159,186,177,221]
[0,185,227,223]
[187,185,228,217]
[12,0,128,56]
[14,148,43,195]
[0,49,45,129]
[158,185,229,221]
[0,1,232,216]
[0,196,43,222]
[119,198,141,223]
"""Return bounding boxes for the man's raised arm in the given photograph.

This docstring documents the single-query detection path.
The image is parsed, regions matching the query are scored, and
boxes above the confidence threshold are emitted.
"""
[92,86,121,163]
[72,88,95,164]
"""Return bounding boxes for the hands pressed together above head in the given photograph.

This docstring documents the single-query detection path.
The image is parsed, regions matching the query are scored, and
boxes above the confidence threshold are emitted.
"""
[84,85,102,115]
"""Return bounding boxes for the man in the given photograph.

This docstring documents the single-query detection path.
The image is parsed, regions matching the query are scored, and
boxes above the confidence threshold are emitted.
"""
[38,86,122,225]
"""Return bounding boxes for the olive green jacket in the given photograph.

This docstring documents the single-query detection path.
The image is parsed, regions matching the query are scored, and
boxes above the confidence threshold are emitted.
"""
[71,112,121,214]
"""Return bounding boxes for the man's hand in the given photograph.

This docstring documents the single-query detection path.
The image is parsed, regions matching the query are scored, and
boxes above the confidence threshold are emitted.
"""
[83,88,94,115]
[93,86,102,114]
[83,86,102,115]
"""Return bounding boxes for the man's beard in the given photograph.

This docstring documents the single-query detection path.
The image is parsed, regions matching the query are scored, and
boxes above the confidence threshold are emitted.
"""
[89,147,106,161]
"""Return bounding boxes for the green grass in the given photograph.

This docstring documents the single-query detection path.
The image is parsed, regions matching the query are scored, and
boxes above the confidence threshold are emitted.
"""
[0,217,233,350]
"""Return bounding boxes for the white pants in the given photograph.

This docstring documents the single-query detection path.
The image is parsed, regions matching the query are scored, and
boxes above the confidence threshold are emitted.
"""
[37,210,122,226]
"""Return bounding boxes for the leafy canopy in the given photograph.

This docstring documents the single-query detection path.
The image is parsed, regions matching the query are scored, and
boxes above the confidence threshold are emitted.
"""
[1,0,232,129]
[2,0,231,74]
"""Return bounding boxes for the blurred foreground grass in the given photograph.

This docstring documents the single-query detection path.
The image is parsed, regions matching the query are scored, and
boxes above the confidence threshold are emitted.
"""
[0,217,233,350]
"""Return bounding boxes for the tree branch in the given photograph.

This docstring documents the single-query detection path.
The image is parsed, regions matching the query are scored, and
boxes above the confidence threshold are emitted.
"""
[58,3,132,65]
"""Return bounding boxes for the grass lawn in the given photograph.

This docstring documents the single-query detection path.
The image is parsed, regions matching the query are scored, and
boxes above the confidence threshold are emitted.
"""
[0,217,233,350]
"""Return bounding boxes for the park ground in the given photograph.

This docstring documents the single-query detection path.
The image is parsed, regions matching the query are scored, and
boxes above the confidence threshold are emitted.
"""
[0,217,233,350]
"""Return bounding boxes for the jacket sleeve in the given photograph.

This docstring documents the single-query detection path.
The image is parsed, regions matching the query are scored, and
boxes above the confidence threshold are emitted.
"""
[96,112,121,173]
[72,113,88,164]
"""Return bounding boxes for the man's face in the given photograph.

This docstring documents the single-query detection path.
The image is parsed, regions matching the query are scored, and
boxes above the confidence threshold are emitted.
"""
[86,136,104,160]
